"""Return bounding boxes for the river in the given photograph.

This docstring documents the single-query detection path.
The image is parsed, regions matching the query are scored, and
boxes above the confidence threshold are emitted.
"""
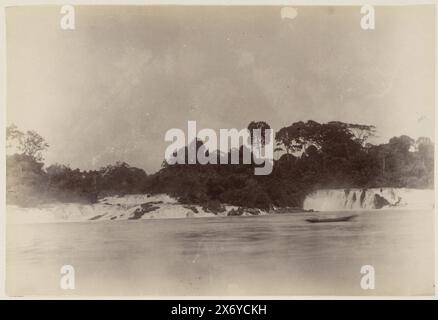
[6,209,435,296]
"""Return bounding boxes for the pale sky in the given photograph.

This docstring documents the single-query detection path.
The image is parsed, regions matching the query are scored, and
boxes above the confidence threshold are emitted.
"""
[6,5,435,173]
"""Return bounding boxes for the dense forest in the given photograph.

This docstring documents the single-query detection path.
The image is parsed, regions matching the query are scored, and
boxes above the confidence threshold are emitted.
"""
[6,121,434,209]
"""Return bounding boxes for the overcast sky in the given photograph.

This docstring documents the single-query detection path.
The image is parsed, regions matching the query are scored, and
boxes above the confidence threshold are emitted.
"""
[7,5,435,173]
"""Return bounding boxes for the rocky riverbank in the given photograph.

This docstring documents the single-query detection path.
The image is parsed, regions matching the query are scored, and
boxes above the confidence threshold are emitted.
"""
[6,193,273,224]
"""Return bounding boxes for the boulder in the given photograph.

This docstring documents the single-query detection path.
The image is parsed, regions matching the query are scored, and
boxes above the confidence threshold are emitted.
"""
[227,207,244,216]
[374,194,390,209]
[202,200,226,214]
[129,203,160,219]
[245,208,261,215]
[183,205,199,214]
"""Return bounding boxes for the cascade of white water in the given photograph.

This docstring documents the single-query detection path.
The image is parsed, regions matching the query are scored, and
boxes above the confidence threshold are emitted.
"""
[303,188,434,211]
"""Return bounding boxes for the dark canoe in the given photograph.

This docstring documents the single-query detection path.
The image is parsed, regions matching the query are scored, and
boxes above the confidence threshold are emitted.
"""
[306,214,358,223]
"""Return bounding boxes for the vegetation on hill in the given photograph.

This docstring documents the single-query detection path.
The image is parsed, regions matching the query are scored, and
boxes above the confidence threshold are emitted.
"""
[6,121,434,209]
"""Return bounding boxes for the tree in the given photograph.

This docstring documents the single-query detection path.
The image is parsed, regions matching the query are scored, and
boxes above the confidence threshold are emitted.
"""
[415,137,434,172]
[6,124,49,161]
[328,122,376,146]
[6,124,24,148]
[416,137,434,157]
[247,121,271,147]
[19,130,50,161]
[98,161,147,195]
[388,135,415,154]
[275,121,308,154]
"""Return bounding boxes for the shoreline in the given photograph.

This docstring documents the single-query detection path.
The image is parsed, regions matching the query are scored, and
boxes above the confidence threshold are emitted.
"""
[7,188,434,225]
[6,193,278,225]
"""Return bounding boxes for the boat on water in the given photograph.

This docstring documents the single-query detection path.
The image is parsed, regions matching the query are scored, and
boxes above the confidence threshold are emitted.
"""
[306,214,358,223]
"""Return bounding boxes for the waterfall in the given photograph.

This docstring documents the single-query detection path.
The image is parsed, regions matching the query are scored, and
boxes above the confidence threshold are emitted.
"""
[303,188,434,211]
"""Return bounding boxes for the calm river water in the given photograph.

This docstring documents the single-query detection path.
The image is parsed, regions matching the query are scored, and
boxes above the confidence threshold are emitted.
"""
[6,210,435,296]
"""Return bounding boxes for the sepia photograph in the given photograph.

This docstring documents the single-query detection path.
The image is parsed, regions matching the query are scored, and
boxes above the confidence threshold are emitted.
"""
[2,3,436,297]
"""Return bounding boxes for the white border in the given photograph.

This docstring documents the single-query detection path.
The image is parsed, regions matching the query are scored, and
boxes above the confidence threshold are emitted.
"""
[0,0,436,300]
[0,0,7,302]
